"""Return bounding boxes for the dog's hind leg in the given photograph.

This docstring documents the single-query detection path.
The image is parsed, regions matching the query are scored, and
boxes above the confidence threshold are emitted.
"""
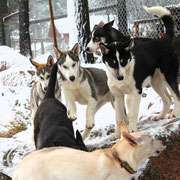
[151,75,172,121]
[166,82,180,118]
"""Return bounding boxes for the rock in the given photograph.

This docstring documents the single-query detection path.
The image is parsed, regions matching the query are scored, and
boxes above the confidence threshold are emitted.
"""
[0,172,11,180]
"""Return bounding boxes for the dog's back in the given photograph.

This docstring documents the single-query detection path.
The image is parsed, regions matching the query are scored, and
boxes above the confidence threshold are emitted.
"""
[12,123,165,180]
[84,67,110,96]
[132,7,179,97]
[34,63,87,151]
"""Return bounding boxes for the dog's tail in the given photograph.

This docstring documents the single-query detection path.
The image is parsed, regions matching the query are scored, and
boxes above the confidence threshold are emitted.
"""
[44,62,58,99]
[143,6,174,40]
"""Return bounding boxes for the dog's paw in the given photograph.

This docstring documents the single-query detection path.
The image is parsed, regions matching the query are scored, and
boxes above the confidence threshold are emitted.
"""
[68,111,77,121]
[168,110,180,119]
[152,115,163,121]
[86,123,95,129]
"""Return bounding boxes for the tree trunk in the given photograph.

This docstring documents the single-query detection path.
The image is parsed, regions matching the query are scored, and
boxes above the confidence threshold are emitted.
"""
[0,0,7,45]
[116,0,128,35]
[74,0,94,63]
[0,15,5,45]
[19,0,32,57]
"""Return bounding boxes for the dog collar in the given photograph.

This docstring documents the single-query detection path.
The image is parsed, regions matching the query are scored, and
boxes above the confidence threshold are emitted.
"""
[117,158,137,174]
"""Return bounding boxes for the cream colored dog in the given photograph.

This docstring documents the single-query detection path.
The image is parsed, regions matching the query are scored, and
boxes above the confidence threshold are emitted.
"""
[12,123,165,180]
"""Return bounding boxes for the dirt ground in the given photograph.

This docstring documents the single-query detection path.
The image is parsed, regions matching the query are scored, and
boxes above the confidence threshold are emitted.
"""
[138,131,180,180]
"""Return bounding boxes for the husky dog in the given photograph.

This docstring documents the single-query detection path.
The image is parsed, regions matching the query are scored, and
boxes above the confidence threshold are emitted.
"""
[33,62,87,151]
[86,20,152,53]
[12,122,165,180]
[54,43,114,139]
[99,6,180,138]
[30,56,61,141]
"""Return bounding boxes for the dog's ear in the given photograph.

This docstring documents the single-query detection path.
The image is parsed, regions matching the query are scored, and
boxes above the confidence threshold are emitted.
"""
[92,24,99,31]
[122,132,138,147]
[104,20,114,31]
[99,43,109,54]
[124,39,134,51]
[75,130,83,143]
[119,122,129,137]
[46,55,54,67]
[75,130,87,151]
[71,43,79,56]
[30,59,40,69]
[54,46,62,60]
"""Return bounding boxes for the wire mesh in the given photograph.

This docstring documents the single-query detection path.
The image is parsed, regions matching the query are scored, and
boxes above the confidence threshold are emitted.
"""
[88,0,180,39]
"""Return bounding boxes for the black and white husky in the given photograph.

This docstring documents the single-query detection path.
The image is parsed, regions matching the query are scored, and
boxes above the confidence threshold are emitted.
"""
[99,6,180,138]
[54,43,114,139]
[86,20,151,53]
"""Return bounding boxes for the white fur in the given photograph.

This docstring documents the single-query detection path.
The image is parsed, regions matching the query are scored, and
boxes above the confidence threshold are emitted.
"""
[38,72,51,92]
[87,38,100,53]
[58,55,80,81]
[105,57,141,138]
[87,31,106,53]
[59,56,113,139]
[143,6,170,18]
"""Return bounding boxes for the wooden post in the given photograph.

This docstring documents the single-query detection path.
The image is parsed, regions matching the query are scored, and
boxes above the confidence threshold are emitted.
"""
[48,0,57,48]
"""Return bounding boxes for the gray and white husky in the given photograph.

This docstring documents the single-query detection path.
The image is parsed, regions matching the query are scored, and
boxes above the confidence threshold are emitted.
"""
[30,56,61,141]
[54,43,114,139]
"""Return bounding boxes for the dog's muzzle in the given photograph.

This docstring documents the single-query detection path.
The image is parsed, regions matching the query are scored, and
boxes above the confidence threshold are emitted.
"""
[69,76,75,82]
[117,75,124,81]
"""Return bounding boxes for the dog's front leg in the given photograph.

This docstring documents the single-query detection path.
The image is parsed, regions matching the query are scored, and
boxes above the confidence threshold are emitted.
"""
[82,98,97,140]
[65,96,77,121]
[67,101,77,121]
[113,93,127,140]
[128,93,141,132]
[30,108,37,142]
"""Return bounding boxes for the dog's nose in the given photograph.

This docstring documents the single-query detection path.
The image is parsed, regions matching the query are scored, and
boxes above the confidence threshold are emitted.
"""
[85,47,90,53]
[117,76,124,81]
[69,76,75,82]
[44,87,47,91]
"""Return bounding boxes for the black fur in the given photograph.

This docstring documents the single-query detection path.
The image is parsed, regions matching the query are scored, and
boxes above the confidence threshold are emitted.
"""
[87,20,180,65]
[34,63,87,151]
[100,14,180,98]
[86,20,152,51]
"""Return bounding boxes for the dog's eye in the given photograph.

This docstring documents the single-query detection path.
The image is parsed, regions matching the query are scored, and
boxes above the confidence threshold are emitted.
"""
[93,37,100,42]
[40,77,44,80]
[63,65,68,69]
[47,75,50,79]
[113,60,116,64]
[72,63,76,68]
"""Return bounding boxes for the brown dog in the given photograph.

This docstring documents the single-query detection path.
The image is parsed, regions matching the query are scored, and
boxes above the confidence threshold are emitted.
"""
[12,122,165,180]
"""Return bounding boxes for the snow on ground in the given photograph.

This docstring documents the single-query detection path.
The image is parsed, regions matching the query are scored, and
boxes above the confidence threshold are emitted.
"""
[0,46,180,178]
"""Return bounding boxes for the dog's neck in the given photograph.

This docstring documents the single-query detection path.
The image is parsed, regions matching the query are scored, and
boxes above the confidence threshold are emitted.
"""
[111,140,139,173]
[109,27,130,43]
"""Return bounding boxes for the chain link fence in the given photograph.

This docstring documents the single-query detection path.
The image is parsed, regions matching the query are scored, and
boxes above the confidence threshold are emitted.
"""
[88,0,180,39]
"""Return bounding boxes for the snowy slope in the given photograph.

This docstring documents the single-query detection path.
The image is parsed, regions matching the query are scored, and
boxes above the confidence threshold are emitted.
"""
[0,46,180,179]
